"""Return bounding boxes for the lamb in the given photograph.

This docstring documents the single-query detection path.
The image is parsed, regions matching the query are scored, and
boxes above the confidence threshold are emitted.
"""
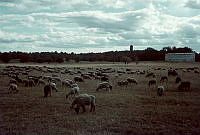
[157,86,165,96]
[178,81,191,91]
[70,94,96,114]
[96,82,112,92]
[127,78,138,85]
[148,79,157,87]
[160,76,168,83]
[175,77,181,83]
[9,83,18,93]
[66,84,80,100]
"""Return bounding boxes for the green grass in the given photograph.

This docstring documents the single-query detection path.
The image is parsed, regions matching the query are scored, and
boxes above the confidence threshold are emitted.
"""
[0,61,200,135]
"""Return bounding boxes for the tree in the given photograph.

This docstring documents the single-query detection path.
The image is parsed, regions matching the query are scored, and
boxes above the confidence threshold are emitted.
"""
[121,56,132,64]
[0,53,11,63]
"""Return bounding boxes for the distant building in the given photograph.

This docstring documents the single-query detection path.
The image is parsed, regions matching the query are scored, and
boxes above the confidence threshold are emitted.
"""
[130,45,133,52]
[165,53,195,62]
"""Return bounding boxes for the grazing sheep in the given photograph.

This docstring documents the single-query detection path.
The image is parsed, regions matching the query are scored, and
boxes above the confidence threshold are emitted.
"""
[96,82,112,92]
[70,94,96,114]
[178,81,191,91]
[168,70,178,76]
[127,78,138,85]
[43,84,52,97]
[101,76,109,82]
[29,79,35,87]
[146,73,155,78]
[9,79,17,84]
[194,70,199,74]
[81,74,92,80]
[117,80,128,87]
[175,77,181,83]
[37,79,46,86]
[160,76,168,83]
[66,84,80,100]
[49,82,58,92]
[148,79,157,87]
[74,76,84,82]
[157,86,165,96]
[9,83,18,93]
[62,80,72,88]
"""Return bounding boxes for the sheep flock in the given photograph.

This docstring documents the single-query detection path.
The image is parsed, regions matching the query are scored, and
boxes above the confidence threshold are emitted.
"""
[0,62,200,134]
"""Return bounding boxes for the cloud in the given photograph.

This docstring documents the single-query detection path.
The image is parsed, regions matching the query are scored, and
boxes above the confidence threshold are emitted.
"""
[185,0,200,9]
[0,0,200,53]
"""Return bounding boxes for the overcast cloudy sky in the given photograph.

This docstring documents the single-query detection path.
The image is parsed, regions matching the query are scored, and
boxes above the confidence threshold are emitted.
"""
[0,0,200,53]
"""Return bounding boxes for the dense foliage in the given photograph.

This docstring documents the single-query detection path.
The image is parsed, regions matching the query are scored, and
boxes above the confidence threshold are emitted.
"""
[0,46,199,63]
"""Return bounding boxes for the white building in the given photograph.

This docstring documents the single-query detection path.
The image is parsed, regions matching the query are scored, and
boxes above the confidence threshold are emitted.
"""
[165,53,195,62]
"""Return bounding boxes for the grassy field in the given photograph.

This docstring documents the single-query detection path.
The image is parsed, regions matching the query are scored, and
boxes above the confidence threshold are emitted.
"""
[0,61,200,135]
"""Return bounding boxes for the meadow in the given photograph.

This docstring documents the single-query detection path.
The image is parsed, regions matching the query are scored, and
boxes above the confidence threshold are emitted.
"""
[0,61,200,135]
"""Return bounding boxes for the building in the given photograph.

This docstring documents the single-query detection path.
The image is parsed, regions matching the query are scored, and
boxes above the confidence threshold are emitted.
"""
[165,53,195,62]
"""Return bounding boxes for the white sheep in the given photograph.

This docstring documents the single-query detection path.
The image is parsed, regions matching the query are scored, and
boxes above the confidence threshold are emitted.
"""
[66,84,80,100]
[96,82,112,92]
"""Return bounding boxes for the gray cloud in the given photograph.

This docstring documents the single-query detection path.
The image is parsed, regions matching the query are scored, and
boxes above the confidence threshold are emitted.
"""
[185,0,200,9]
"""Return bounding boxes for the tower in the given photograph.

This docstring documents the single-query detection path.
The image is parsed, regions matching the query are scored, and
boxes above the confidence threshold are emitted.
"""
[130,45,133,52]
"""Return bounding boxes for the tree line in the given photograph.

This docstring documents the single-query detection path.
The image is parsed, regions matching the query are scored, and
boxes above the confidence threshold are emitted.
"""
[0,46,199,63]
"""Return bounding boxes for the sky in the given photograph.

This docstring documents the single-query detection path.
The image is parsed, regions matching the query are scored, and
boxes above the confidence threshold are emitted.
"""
[0,0,200,53]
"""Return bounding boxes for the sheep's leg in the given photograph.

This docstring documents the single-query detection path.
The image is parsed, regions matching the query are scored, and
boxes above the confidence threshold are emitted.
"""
[90,104,95,112]
[81,105,86,113]
[75,107,80,114]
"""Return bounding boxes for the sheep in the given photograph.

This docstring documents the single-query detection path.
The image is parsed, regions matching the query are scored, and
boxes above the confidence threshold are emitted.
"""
[157,86,165,96]
[101,76,109,82]
[37,79,46,86]
[81,74,92,80]
[62,80,72,88]
[28,79,35,87]
[146,73,155,78]
[160,76,168,83]
[148,79,157,87]
[127,78,138,85]
[175,77,181,83]
[49,82,58,92]
[96,82,112,92]
[9,79,17,84]
[168,70,178,76]
[70,94,96,114]
[66,84,80,100]
[74,76,84,82]
[117,80,128,87]
[9,83,18,93]
[178,81,191,91]
[43,84,52,97]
